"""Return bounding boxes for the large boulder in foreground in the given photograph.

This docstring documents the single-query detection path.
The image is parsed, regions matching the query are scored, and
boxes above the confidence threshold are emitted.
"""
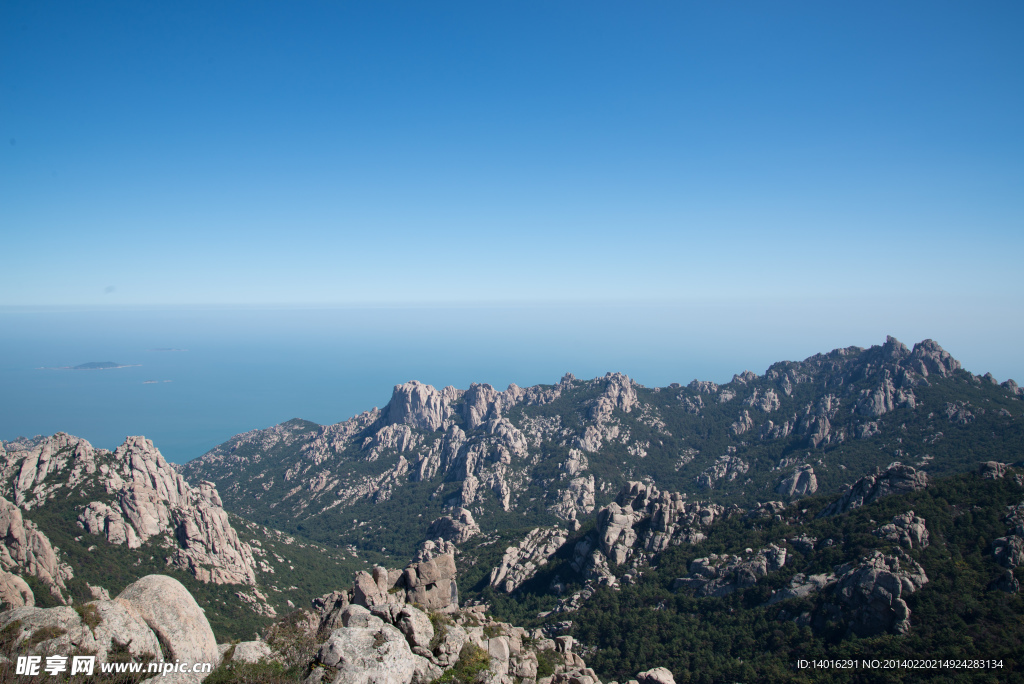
[313,624,430,684]
[117,574,219,672]
[0,575,218,682]
[0,599,161,663]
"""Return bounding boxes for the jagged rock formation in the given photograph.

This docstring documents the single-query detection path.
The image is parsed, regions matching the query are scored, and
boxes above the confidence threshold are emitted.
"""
[302,553,639,684]
[874,511,929,549]
[696,455,749,489]
[980,461,1010,479]
[427,507,481,544]
[992,501,1024,569]
[0,574,217,682]
[768,572,834,604]
[775,465,818,498]
[0,494,71,603]
[341,552,459,616]
[572,482,725,586]
[489,527,569,593]
[549,475,596,521]
[819,463,929,517]
[0,434,258,591]
[825,551,929,636]
[673,544,787,597]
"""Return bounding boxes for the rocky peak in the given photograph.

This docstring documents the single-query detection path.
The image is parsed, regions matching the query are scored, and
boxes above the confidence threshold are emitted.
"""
[573,482,725,586]
[461,382,525,430]
[1,434,260,592]
[827,550,929,636]
[908,339,961,378]
[589,372,639,423]
[382,381,453,431]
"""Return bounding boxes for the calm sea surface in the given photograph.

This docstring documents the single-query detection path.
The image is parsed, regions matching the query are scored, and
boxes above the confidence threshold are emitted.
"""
[1,304,1009,463]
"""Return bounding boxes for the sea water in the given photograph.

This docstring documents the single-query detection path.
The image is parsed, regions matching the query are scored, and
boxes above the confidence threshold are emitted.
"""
[1,303,1007,464]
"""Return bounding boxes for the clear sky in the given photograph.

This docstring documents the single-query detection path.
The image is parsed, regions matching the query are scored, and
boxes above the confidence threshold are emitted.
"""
[2,3,1022,347]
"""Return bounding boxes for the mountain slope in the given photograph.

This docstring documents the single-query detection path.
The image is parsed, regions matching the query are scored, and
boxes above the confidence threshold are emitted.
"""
[0,434,372,640]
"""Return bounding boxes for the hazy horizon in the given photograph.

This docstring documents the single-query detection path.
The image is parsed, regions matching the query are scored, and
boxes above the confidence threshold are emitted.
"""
[2,301,1021,463]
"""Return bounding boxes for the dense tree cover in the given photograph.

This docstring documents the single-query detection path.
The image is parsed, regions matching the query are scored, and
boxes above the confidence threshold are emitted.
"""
[567,470,1024,683]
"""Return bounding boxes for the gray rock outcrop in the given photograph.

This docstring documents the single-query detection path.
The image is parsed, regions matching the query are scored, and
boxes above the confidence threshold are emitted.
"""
[314,624,424,684]
[673,544,787,597]
[382,381,455,432]
[1,434,259,591]
[637,667,676,684]
[767,572,834,604]
[427,507,482,544]
[304,556,597,684]
[775,465,818,498]
[697,455,749,489]
[589,373,639,424]
[549,475,596,521]
[979,461,1010,479]
[118,574,220,672]
[819,464,928,517]
[0,569,33,608]
[489,527,568,593]
[403,553,459,612]
[574,483,724,585]
[827,551,928,636]
[0,494,70,602]
[874,512,929,549]
[992,535,1024,569]
[0,573,217,682]
[231,640,274,664]
[0,601,162,665]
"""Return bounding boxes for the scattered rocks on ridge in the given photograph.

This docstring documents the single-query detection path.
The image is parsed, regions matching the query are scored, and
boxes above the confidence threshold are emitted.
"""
[673,545,788,597]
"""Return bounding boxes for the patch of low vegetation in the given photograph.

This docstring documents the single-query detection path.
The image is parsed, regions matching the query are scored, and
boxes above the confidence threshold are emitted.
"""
[432,642,491,684]
[74,602,102,631]
[205,659,296,684]
[429,610,453,650]
[535,647,561,678]
[26,625,66,648]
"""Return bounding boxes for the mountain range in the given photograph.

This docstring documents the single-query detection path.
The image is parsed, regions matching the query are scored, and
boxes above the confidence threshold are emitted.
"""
[1,336,1022,683]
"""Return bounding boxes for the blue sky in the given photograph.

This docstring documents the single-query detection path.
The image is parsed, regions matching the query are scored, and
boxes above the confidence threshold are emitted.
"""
[2,3,1022,342]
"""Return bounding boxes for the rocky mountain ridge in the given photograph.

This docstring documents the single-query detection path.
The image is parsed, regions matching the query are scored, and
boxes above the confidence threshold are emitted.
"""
[0,433,260,606]
[182,337,1023,568]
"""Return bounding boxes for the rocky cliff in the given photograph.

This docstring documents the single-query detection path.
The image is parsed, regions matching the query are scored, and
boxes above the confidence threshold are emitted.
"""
[0,434,259,600]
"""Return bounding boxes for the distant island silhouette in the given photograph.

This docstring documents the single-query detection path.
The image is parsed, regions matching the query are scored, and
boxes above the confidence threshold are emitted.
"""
[74,361,123,370]
[37,361,143,371]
